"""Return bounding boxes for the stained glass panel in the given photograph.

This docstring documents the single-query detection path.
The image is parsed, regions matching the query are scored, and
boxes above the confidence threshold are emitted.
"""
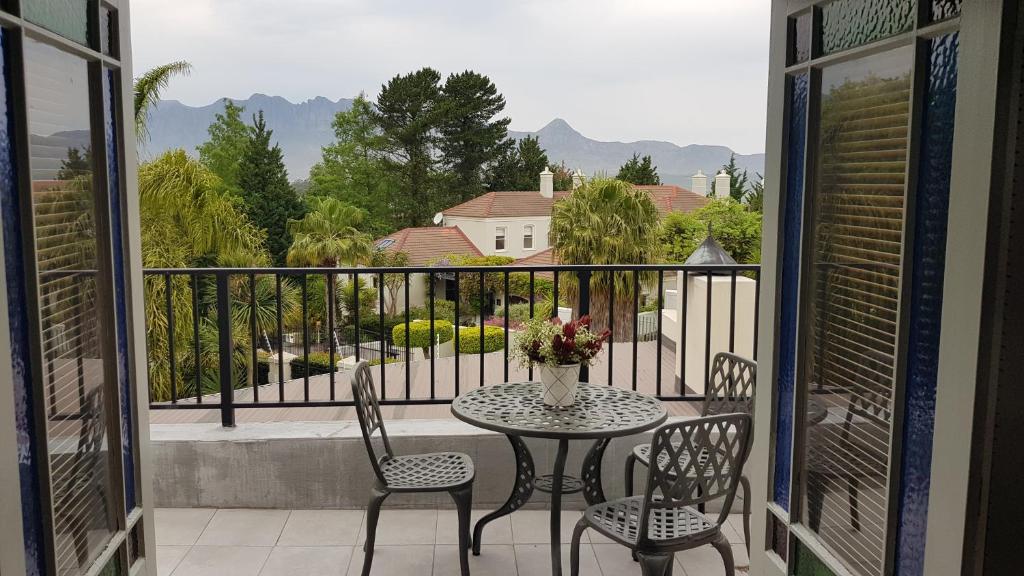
[791,12,813,65]
[821,0,915,55]
[773,73,808,511]
[22,0,89,46]
[895,32,958,576]
[930,0,961,22]
[792,539,839,576]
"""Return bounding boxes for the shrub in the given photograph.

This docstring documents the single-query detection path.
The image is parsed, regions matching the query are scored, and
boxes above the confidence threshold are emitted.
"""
[392,319,455,349]
[458,325,505,354]
[368,357,399,367]
[494,303,534,323]
[290,352,336,379]
[409,299,456,324]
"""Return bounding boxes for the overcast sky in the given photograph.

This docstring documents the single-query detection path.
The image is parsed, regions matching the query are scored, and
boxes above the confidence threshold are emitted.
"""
[130,0,771,154]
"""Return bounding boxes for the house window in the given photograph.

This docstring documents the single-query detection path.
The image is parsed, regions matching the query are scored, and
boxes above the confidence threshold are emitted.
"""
[495,226,506,251]
[524,225,534,250]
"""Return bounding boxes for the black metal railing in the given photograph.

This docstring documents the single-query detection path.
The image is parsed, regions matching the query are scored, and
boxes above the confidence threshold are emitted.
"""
[143,264,760,426]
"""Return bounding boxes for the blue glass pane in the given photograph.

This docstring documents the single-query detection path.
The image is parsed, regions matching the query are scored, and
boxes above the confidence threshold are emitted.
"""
[896,32,958,576]
[930,0,961,21]
[22,0,89,46]
[103,68,135,512]
[821,0,915,55]
[0,30,45,576]
[773,73,808,511]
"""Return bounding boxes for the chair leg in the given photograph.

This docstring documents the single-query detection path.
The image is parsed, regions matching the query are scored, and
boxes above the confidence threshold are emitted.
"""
[361,486,389,576]
[570,518,587,576]
[625,452,638,497]
[636,551,674,576]
[711,533,736,576]
[848,477,861,531]
[740,474,752,555]
[806,472,825,532]
[450,485,474,576]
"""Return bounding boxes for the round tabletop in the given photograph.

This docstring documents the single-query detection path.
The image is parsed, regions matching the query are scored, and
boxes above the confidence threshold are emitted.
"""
[451,382,668,440]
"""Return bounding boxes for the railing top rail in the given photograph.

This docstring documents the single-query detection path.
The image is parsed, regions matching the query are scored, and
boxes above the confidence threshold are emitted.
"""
[142,263,760,275]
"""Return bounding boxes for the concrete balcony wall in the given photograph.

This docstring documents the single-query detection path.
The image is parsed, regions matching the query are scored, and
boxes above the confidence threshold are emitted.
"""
[151,418,742,514]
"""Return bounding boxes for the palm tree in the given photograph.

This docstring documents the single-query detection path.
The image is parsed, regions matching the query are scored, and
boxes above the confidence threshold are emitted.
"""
[549,177,662,335]
[286,197,373,267]
[133,60,192,142]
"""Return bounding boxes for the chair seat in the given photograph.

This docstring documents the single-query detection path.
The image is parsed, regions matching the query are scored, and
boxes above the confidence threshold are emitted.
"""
[584,496,718,548]
[380,451,475,492]
[633,443,731,478]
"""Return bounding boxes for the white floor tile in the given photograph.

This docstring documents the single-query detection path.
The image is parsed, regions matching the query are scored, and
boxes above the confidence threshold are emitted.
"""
[510,510,588,544]
[195,510,290,546]
[277,510,364,546]
[346,544,434,576]
[355,509,437,545]
[156,546,190,576]
[155,509,217,546]
[513,544,600,576]
[258,546,351,576]
[434,544,517,576]
[436,510,512,545]
[171,546,272,576]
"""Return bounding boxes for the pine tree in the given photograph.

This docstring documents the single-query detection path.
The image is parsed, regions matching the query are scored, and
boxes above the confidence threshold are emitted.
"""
[716,153,750,201]
[484,136,553,191]
[438,71,512,204]
[375,68,444,228]
[616,153,661,185]
[197,99,249,191]
[237,111,306,266]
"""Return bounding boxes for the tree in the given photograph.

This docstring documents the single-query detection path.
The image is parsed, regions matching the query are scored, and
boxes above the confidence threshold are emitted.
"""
[370,249,410,316]
[549,161,575,191]
[237,111,306,266]
[57,146,92,180]
[286,196,373,268]
[375,68,444,228]
[438,71,512,204]
[484,136,556,191]
[746,173,764,212]
[616,153,661,185]
[307,94,396,236]
[660,198,762,264]
[715,153,750,201]
[550,178,662,334]
[133,60,192,142]
[197,99,249,192]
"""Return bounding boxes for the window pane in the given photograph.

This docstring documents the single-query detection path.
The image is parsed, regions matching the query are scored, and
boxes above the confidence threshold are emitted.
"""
[790,12,813,65]
[895,32,958,576]
[930,0,961,22]
[774,73,808,512]
[26,38,117,574]
[801,46,912,576]
[22,0,90,46]
[101,8,116,56]
[791,539,839,576]
[820,0,915,55]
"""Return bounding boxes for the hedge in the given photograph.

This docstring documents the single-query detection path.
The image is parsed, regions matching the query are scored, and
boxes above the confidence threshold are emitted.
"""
[458,325,505,354]
[289,352,336,379]
[392,320,455,349]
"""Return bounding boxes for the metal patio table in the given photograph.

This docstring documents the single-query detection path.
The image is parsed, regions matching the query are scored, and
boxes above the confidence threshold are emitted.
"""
[452,382,667,576]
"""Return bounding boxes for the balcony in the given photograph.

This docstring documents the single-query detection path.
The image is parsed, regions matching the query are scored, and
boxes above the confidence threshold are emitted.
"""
[143,262,759,576]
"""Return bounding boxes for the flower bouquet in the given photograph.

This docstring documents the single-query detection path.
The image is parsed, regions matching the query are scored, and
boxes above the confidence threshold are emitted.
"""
[513,315,610,406]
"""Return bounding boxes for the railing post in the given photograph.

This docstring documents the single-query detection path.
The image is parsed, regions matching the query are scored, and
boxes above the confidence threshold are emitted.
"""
[216,272,236,427]
[577,269,591,383]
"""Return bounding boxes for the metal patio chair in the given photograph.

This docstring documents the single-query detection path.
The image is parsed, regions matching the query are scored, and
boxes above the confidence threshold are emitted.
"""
[625,352,756,552]
[571,413,753,576]
[350,361,475,576]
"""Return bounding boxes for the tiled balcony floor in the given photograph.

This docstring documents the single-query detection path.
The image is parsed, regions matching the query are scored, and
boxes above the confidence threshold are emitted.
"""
[156,508,750,576]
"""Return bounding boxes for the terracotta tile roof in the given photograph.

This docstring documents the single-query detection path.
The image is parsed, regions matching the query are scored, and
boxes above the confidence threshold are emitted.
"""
[634,185,711,215]
[375,226,483,266]
[442,185,707,219]
[513,248,559,280]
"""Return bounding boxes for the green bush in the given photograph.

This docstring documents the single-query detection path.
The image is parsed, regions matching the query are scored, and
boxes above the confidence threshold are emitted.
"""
[392,320,454,349]
[494,303,535,323]
[458,325,505,354]
[409,299,456,324]
[368,357,399,367]
[290,352,336,378]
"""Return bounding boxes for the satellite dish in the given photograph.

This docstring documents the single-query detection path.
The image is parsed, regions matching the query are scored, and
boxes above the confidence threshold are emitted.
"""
[433,212,444,226]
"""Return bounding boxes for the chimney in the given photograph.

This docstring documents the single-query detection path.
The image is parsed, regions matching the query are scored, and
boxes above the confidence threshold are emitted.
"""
[540,167,554,198]
[572,169,584,190]
[691,170,708,196]
[715,170,731,198]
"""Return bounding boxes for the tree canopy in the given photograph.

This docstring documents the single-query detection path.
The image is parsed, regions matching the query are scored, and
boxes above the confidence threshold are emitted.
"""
[714,153,750,201]
[197,99,249,192]
[237,111,306,266]
[616,153,661,185]
[484,136,570,192]
[286,196,373,267]
[660,198,762,264]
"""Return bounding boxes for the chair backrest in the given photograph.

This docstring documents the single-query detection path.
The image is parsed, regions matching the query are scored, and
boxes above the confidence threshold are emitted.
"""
[638,413,753,542]
[702,353,757,417]
[350,361,393,484]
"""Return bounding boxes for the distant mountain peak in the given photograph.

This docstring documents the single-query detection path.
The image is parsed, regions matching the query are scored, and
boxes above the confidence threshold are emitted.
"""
[538,118,581,137]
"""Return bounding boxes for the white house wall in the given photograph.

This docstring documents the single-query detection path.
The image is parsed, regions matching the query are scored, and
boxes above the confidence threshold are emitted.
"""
[444,216,551,258]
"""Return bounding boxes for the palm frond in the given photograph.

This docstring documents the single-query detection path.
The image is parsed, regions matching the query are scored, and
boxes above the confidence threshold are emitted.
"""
[134,61,192,142]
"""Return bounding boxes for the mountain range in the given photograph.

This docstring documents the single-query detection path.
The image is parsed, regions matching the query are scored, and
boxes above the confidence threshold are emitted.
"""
[141,94,765,188]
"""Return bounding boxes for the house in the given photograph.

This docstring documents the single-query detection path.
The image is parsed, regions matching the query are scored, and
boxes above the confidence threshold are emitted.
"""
[442,168,713,258]
[373,226,482,311]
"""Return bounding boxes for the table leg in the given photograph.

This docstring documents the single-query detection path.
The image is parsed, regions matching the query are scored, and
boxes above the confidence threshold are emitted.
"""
[550,439,569,576]
[581,438,611,506]
[473,434,535,555]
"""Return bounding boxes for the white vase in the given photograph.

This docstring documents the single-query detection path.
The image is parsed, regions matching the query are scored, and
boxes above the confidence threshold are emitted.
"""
[539,363,581,407]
